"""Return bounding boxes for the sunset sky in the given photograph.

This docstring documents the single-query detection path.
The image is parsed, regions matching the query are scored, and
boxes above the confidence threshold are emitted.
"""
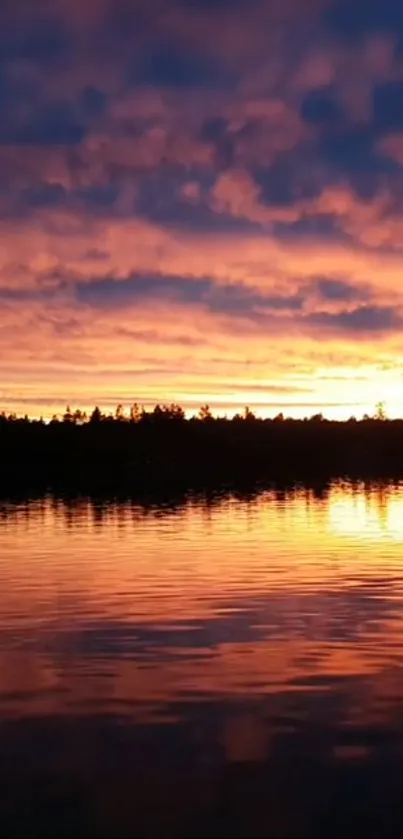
[2,0,403,418]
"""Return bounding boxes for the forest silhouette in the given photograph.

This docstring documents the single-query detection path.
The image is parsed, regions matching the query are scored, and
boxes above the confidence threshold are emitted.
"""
[1,401,402,493]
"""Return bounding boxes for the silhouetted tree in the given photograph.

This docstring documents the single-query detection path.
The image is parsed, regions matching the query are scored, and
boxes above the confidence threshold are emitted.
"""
[244,406,256,422]
[165,403,185,421]
[115,404,125,421]
[89,406,102,424]
[375,401,387,421]
[130,403,141,423]
[73,409,86,425]
[199,404,212,422]
[63,406,73,423]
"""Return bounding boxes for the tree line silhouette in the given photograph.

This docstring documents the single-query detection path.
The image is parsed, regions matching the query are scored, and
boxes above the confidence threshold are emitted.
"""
[1,401,403,493]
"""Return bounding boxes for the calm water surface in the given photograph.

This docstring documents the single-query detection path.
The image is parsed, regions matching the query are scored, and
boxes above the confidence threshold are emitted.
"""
[1,482,403,837]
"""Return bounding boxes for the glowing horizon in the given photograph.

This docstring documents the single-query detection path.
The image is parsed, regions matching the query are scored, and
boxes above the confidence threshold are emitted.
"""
[5,400,398,424]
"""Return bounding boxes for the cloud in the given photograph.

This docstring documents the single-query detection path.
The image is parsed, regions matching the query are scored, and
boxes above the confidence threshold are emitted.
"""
[301,85,343,125]
[307,304,402,334]
[75,272,304,321]
[378,133,403,163]
[314,277,369,302]
[2,0,403,417]
[325,0,403,42]
[0,102,86,146]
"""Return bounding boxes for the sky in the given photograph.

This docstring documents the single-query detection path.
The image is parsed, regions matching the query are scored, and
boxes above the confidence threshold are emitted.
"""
[2,0,403,419]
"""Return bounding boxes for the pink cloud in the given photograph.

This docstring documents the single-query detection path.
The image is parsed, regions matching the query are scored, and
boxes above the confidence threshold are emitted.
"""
[378,133,403,164]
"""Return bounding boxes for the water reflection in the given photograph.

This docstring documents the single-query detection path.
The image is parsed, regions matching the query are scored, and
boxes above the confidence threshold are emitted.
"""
[1,482,403,836]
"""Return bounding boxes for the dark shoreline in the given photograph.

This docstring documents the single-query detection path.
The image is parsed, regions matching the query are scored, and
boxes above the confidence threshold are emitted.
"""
[2,410,403,496]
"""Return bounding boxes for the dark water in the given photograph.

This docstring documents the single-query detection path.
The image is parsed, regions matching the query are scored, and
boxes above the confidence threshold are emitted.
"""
[2,483,403,837]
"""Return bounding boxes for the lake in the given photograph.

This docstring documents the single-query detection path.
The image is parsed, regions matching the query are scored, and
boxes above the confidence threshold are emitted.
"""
[1,482,403,837]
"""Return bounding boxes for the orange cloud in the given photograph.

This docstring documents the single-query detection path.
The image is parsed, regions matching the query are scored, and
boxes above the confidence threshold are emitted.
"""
[1,205,403,418]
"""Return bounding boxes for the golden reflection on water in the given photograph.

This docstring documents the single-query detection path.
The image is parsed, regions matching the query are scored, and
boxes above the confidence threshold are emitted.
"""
[329,484,403,541]
[1,481,403,731]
